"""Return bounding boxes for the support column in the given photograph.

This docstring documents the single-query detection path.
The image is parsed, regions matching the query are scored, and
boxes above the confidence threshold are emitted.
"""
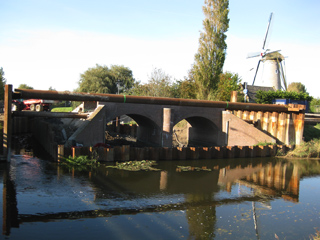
[270,112,278,138]
[293,112,305,145]
[162,108,173,147]
[3,85,12,161]
[277,112,286,144]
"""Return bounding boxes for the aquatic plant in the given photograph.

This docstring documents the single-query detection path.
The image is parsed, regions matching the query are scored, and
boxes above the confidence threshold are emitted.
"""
[63,155,100,166]
[106,160,160,171]
[176,166,212,172]
[310,228,320,240]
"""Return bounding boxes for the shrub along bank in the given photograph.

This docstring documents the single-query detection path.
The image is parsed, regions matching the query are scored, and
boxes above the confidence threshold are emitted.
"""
[285,123,320,158]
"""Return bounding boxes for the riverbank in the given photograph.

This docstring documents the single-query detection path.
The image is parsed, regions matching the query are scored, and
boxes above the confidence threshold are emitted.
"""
[282,123,320,159]
[283,139,320,159]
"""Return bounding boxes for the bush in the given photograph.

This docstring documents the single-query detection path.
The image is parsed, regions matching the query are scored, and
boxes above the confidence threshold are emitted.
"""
[286,140,320,158]
[255,90,313,104]
[310,98,320,112]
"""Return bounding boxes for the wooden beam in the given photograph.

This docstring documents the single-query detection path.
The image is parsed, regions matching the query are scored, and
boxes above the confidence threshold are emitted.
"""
[3,85,12,161]
[13,88,292,112]
[12,111,88,119]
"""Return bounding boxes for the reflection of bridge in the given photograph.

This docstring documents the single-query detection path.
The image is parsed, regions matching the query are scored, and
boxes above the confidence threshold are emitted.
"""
[219,161,300,202]
[0,158,306,236]
[2,85,306,161]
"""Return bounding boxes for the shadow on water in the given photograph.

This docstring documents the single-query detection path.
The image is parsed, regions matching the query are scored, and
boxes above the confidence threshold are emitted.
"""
[2,156,320,239]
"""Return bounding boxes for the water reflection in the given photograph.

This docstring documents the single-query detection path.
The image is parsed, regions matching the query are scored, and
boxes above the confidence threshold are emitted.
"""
[1,156,320,239]
[2,164,18,235]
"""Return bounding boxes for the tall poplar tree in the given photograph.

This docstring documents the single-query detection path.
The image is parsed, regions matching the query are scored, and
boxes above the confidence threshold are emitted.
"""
[191,0,229,100]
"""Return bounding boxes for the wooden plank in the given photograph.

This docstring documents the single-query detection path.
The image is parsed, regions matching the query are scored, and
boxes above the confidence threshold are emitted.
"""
[270,112,278,137]
[276,112,286,144]
[293,113,305,145]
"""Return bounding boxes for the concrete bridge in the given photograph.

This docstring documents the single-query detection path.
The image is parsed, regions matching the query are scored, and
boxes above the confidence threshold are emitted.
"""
[71,101,226,148]
[68,100,303,149]
[2,85,306,160]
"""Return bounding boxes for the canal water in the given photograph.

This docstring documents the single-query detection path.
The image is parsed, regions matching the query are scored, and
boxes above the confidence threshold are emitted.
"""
[1,155,320,240]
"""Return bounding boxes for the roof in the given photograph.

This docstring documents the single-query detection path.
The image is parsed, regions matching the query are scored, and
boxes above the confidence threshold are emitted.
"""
[245,85,274,103]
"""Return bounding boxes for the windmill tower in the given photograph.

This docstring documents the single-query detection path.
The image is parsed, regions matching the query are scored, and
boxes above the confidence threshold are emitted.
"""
[247,13,287,90]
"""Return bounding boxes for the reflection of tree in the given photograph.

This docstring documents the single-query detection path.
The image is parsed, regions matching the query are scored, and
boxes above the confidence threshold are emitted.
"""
[186,194,216,239]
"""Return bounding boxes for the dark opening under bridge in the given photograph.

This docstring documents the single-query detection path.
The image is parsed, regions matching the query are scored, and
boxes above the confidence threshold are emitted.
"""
[2,85,306,161]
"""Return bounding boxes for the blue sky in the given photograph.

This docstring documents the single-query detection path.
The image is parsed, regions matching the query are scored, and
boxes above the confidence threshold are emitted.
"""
[1,0,320,97]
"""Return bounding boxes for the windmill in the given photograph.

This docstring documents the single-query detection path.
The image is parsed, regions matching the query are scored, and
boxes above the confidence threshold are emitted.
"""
[247,12,287,90]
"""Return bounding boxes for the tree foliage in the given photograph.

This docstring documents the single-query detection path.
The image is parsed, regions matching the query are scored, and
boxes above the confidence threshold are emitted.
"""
[191,0,229,100]
[78,64,135,94]
[18,84,33,89]
[215,72,242,101]
[255,90,313,104]
[287,82,307,94]
[0,67,6,99]
[129,68,177,97]
[175,78,197,99]
[310,98,320,112]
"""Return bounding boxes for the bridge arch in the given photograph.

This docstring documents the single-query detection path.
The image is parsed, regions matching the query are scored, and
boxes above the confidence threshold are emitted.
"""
[126,114,161,146]
[173,116,220,147]
[100,102,164,147]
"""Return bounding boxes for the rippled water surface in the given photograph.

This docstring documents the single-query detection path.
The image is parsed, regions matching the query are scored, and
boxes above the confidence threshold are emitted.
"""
[1,155,320,239]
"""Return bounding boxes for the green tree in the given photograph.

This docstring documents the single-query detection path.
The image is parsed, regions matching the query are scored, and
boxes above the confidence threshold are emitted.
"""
[0,67,6,99]
[78,64,135,94]
[175,77,197,99]
[287,82,307,94]
[215,72,242,101]
[18,84,33,89]
[310,98,320,112]
[191,0,229,100]
[129,68,176,97]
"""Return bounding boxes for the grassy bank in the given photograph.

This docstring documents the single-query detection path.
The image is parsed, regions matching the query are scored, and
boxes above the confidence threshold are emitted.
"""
[51,107,73,112]
[284,123,320,158]
[304,124,320,142]
[286,140,320,158]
